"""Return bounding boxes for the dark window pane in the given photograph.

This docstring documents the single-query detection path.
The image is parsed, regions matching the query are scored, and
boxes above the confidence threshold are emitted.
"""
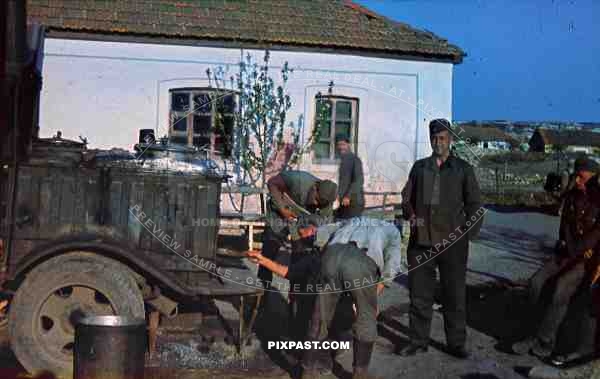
[193,136,211,148]
[215,136,231,157]
[220,116,234,136]
[172,115,187,132]
[316,119,331,141]
[215,116,234,157]
[315,98,332,120]
[335,101,352,120]
[193,93,212,113]
[193,115,212,135]
[222,94,236,113]
[335,121,352,139]
[169,135,188,145]
[313,142,331,159]
[171,93,190,112]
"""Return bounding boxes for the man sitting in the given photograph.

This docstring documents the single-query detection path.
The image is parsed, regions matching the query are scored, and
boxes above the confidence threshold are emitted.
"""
[514,157,600,360]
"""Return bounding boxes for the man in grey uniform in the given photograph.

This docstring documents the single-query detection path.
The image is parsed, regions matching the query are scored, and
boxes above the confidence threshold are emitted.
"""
[398,118,483,359]
[305,217,402,379]
[260,170,337,286]
[260,170,337,343]
[336,135,365,219]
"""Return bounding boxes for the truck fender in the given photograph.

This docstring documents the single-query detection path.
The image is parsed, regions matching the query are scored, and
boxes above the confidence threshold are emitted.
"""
[9,236,191,296]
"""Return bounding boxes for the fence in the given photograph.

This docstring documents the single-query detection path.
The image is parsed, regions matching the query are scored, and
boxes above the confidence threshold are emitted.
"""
[219,187,403,250]
[475,166,545,196]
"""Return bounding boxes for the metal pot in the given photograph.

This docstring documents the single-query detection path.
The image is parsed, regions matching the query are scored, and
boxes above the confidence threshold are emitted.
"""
[74,316,146,379]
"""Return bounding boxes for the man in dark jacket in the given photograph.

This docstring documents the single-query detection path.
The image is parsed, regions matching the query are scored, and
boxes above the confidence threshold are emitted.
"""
[397,118,484,359]
[336,135,365,219]
[514,157,600,360]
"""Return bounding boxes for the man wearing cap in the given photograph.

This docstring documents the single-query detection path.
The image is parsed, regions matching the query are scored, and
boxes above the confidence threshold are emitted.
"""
[336,135,365,219]
[260,170,337,342]
[397,118,483,359]
[514,156,600,360]
[260,170,337,285]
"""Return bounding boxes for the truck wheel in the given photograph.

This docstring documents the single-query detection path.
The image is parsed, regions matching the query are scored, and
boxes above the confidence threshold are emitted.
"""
[8,252,145,376]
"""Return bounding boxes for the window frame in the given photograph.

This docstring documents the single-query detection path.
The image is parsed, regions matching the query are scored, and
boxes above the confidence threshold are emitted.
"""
[168,87,237,158]
[312,95,359,163]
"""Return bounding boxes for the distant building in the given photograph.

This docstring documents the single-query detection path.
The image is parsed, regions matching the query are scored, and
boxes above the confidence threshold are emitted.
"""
[529,128,600,154]
[455,122,518,151]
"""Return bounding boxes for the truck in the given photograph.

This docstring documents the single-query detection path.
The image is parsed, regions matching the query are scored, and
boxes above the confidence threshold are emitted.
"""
[0,1,261,376]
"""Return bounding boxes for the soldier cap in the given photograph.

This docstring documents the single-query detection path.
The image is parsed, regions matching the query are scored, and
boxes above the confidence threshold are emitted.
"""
[335,134,351,144]
[429,118,452,135]
[317,180,337,207]
[574,157,599,173]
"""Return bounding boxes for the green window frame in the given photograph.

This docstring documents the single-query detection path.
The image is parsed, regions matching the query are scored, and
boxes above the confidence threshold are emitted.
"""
[313,95,359,162]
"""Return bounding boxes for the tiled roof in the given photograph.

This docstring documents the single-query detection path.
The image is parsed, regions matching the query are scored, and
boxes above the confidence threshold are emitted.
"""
[26,0,464,63]
[534,128,600,147]
[456,123,518,144]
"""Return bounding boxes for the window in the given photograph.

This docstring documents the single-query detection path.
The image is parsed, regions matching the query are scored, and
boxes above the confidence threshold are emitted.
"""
[169,88,236,157]
[313,96,359,161]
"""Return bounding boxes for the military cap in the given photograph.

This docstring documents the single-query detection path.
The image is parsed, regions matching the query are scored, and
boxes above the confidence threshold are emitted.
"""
[317,180,337,208]
[335,134,351,143]
[574,157,599,173]
[429,118,452,135]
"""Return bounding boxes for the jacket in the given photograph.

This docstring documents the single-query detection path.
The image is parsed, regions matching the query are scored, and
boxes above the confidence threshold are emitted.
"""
[401,155,484,248]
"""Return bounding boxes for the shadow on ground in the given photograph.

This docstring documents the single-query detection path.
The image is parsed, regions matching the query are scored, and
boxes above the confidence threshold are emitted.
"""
[465,285,539,353]
[379,283,539,353]
[381,279,596,362]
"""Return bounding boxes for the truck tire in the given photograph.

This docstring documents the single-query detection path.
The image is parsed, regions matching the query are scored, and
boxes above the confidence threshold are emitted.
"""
[8,252,145,376]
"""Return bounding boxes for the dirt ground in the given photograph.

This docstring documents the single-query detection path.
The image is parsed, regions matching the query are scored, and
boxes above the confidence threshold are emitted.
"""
[1,209,600,379]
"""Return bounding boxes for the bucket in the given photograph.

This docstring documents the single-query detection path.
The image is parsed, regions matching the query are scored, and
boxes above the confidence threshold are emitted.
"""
[74,316,146,379]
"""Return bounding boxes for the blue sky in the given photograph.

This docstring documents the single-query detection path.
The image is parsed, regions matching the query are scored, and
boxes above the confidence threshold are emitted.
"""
[357,0,600,123]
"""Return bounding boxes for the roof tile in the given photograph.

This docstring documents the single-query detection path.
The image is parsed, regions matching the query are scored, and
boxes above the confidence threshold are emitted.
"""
[27,0,464,62]
[536,128,600,147]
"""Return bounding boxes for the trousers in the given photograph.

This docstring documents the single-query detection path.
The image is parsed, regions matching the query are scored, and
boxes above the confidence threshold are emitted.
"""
[310,243,380,344]
[537,261,586,346]
[407,239,469,348]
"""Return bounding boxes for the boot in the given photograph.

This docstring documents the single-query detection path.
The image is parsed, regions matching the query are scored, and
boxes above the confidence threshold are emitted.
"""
[512,337,537,355]
[352,340,377,379]
[529,338,553,359]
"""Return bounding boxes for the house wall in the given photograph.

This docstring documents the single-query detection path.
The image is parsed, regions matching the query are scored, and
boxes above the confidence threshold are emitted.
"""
[565,145,594,154]
[39,38,453,193]
[541,145,594,154]
[473,141,512,152]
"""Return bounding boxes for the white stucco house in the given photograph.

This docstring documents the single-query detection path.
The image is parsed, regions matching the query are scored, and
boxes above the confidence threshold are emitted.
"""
[454,122,518,153]
[27,0,464,193]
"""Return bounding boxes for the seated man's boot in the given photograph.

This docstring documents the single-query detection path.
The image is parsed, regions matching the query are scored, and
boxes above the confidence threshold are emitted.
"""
[353,340,378,379]
[529,338,553,359]
[513,337,553,359]
[512,337,537,355]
